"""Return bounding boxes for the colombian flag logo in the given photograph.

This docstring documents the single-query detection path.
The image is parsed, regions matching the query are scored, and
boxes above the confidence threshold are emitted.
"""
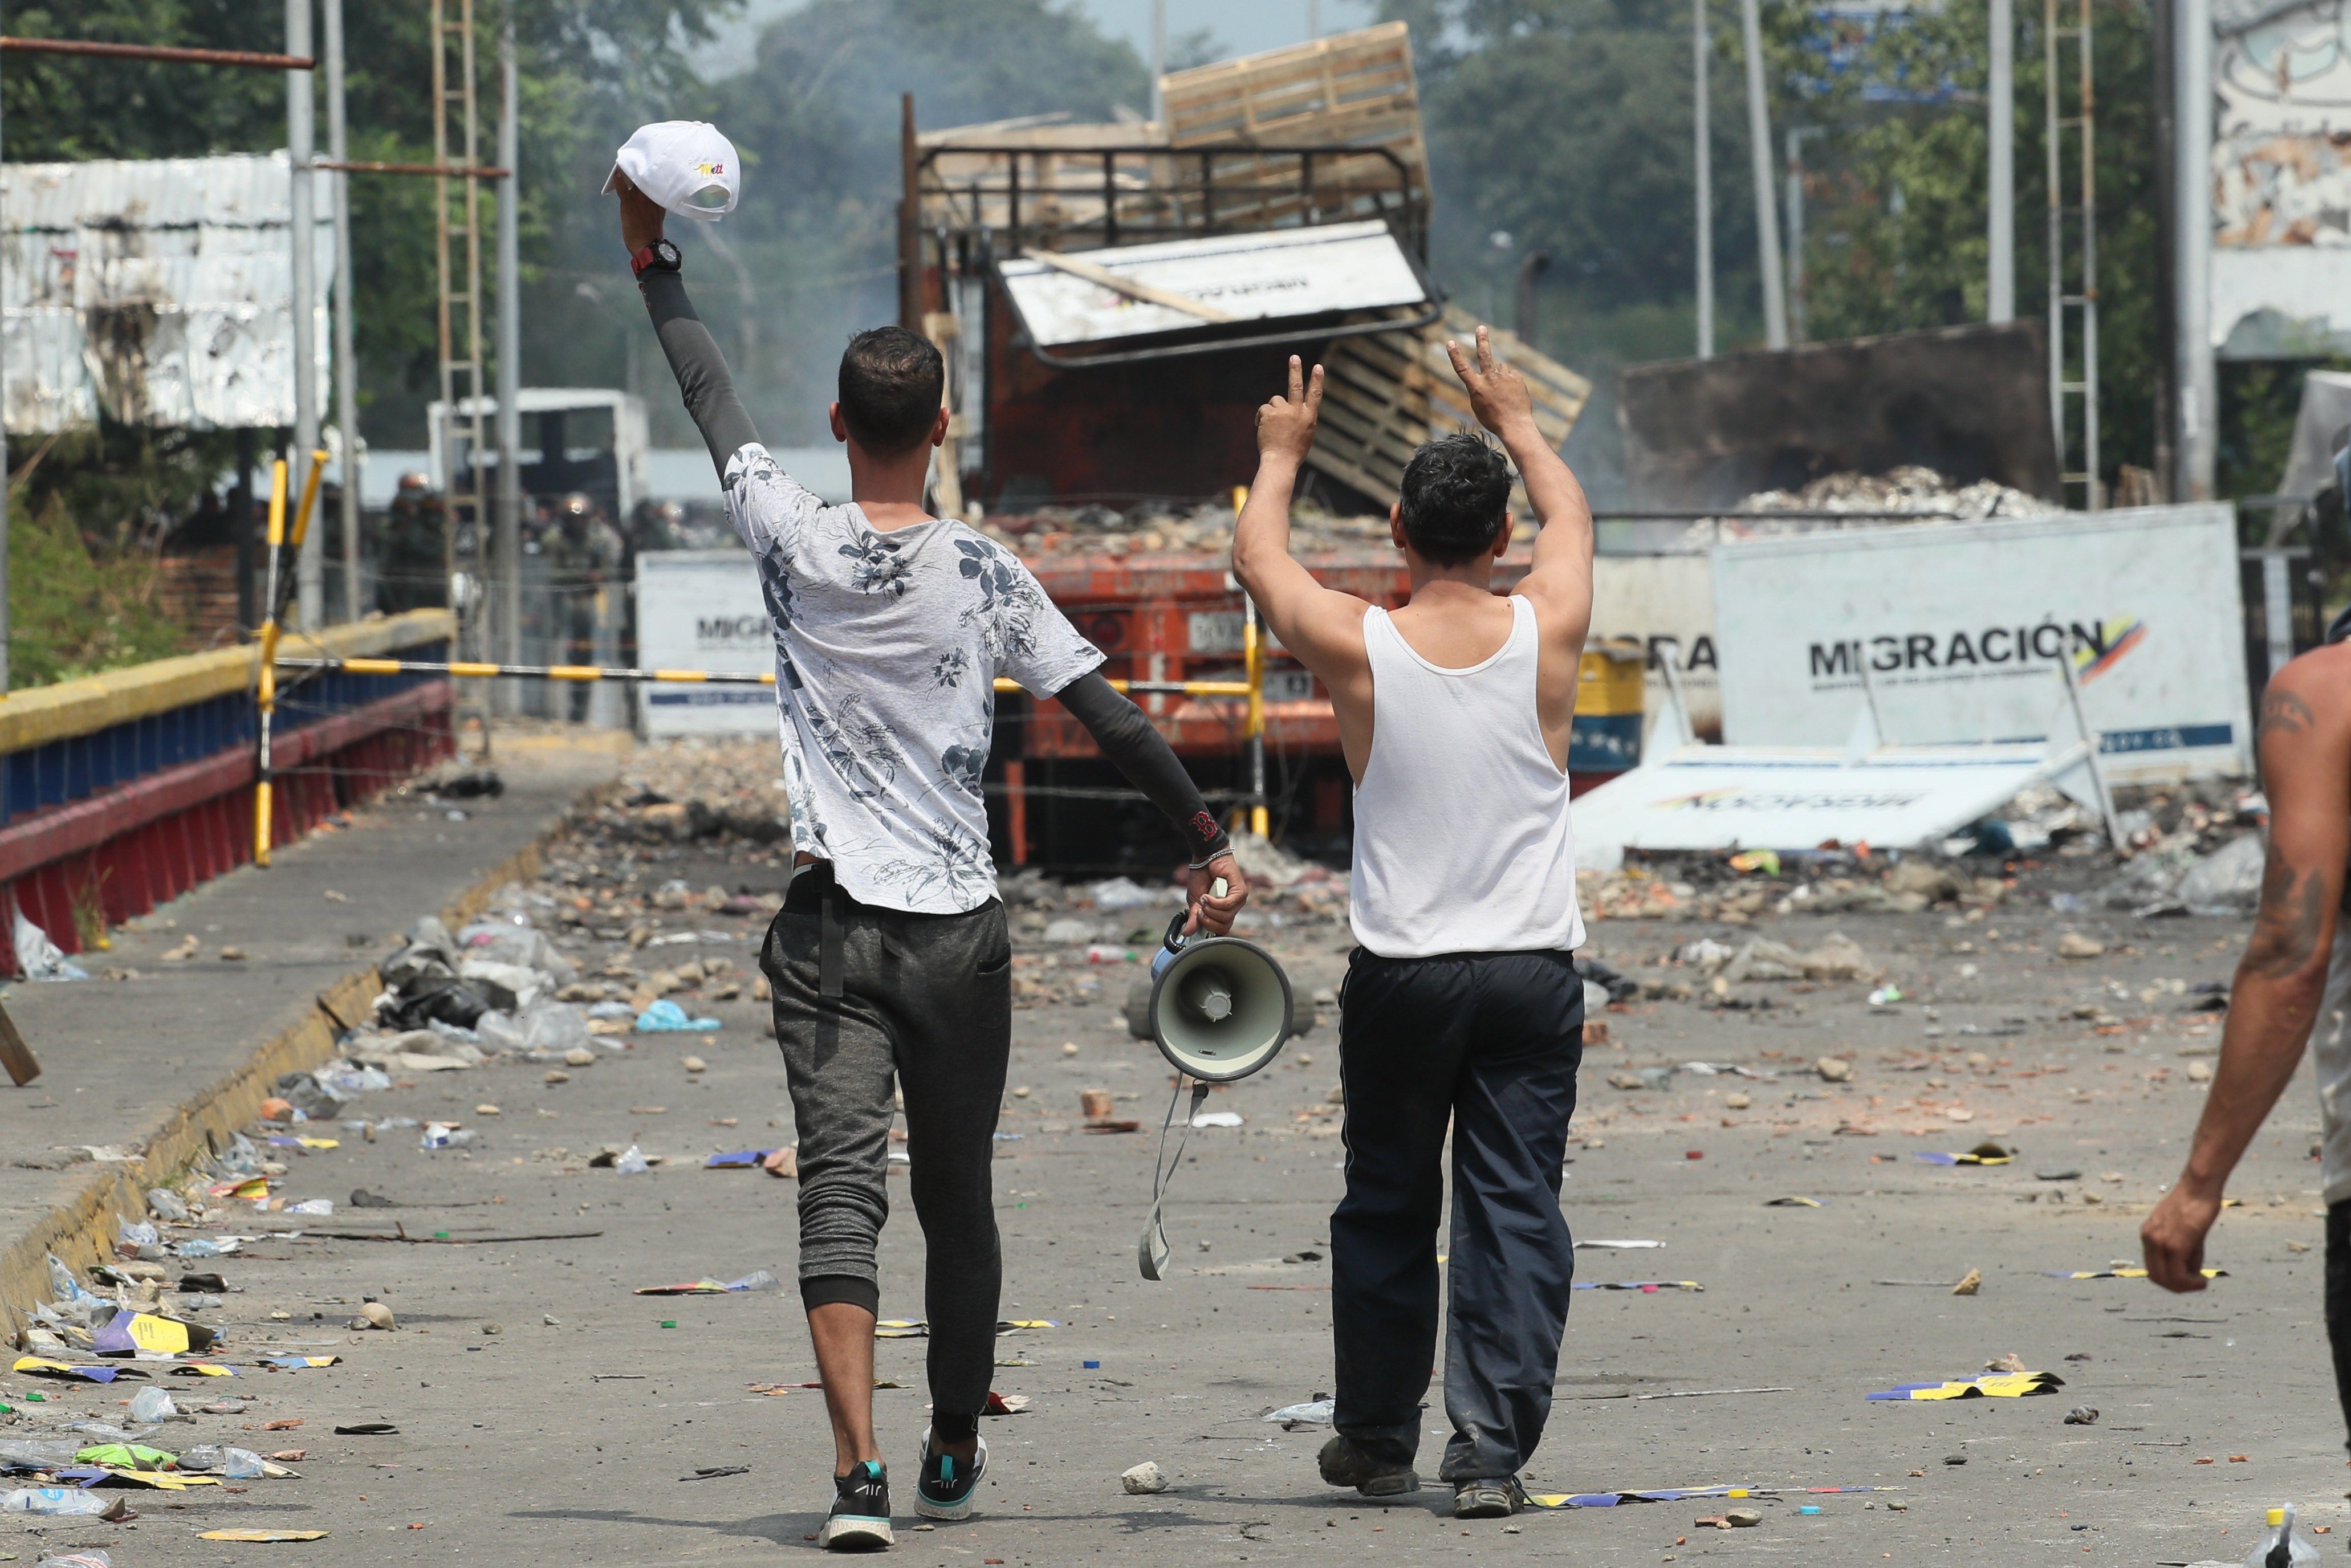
[2071,616,2145,683]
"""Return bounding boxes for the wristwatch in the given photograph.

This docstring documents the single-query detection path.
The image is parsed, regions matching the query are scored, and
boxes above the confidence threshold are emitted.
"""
[629,238,682,279]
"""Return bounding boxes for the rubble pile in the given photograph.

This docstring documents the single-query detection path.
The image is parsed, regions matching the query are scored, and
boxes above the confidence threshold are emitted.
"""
[977,496,1393,561]
[1671,466,2061,551]
[599,740,792,845]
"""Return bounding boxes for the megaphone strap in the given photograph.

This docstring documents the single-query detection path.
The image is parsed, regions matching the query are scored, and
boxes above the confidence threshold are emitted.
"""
[1144,1078,1213,1263]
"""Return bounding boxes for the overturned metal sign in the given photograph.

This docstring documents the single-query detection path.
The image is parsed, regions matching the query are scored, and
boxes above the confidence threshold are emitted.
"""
[0,152,333,433]
[996,220,1429,349]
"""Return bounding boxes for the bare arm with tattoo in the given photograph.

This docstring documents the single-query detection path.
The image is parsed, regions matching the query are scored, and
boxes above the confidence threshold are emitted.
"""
[2143,653,2351,1290]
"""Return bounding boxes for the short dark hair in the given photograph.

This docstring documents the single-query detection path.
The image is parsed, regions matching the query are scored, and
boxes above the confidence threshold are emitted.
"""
[837,327,943,456]
[1397,432,1512,565]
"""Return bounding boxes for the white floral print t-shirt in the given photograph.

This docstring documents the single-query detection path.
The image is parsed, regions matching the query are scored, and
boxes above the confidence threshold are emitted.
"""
[721,444,1101,914]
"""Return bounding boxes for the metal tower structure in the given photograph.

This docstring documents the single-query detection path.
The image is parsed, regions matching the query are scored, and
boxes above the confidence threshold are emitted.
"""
[432,0,493,744]
[2045,0,2101,510]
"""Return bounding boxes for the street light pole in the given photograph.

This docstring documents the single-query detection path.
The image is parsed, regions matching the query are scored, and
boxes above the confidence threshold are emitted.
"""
[495,14,522,706]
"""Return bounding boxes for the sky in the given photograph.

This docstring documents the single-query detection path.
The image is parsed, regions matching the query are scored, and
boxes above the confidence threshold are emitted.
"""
[693,0,1383,80]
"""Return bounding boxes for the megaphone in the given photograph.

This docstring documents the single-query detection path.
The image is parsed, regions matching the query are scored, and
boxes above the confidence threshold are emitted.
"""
[1138,882,1295,1281]
[1146,902,1294,1082]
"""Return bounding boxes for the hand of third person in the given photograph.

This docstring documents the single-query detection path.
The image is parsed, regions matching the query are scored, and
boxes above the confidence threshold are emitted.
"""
[1255,356,1324,467]
[612,170,666,257]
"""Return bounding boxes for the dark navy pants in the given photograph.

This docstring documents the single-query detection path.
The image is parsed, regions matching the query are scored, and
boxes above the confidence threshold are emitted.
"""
[1331,946,1583,1481]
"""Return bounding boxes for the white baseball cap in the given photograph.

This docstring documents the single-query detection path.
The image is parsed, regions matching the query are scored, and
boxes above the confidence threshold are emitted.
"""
[603,120,739,222]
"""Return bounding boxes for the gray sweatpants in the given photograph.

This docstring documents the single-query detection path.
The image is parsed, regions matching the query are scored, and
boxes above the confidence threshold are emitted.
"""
[760,862,1012,1420]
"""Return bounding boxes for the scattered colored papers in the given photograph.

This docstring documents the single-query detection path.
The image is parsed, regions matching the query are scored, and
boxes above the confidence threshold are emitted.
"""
[261,1355,341,1370]
[209,1176,269,1200]
[1527,1484,1899,1509]
[1574,1281,1704,1293]
[201,1529,330,1541]
[93,1312,217,1357]
[266,1137,339,1150]
[13,1357,141,1383]
[748,1380,904,1395]
[1914,1142,2013,1167]
[633,1271,780,1296]
[703,1150,778,1168]
[876,1318,1057,1338]
[2051,1266,2227,1280]
[87,1467,220,1491]
[1575,1239,1664,1249]
[168,1363,238,1377]
[1865,1371,2065,1400]
[983,1391,1031,1415]
[1765,1196,1824,1208]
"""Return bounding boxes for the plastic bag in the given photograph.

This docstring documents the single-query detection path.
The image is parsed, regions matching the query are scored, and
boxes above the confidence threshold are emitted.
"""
[613,1144,651,1175]
[11,907,87,981]
[520,1001,592,1053]
[636,999,719,1032]
[126,1386,180,1423]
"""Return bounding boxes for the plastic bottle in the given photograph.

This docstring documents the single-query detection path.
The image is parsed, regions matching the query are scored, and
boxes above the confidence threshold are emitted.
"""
[2244,1504,2322,1567]
[1,1488,116,1516]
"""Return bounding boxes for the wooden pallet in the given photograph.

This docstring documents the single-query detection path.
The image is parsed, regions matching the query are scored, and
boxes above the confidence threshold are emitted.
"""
[1158,23,1429,235]
[1306,306,1591,514]
[918,121,1182,244]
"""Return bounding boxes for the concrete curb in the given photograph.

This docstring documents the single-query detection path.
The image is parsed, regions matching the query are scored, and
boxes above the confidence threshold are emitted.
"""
[0,773,617,1325]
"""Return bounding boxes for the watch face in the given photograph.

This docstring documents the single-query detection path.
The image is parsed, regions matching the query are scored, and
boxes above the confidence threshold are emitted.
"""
[655,240,682,268]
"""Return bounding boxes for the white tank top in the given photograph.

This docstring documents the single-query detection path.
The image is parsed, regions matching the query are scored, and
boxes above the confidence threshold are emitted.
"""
[1349,596,1586,959]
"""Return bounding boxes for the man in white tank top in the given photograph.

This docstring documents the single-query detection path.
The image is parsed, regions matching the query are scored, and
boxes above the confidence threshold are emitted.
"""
[2142,608,2351,1442]
[1233,331,1595,1520]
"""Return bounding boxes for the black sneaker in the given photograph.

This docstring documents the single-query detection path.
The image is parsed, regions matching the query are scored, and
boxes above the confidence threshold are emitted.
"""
[914,1427,987,1521]
[1317,1433,1419,1498]
[819,1460,893,1550]
[1454,1475,1528,1519]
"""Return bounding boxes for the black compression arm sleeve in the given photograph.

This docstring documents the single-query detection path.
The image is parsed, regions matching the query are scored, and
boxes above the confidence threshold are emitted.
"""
[1055,672,1231,864]
[638,268,760,478]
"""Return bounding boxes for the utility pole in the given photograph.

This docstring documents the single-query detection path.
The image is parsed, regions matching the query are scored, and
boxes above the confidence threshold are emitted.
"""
[495,14,522,706]
[288,0,322,629]
[1740,0,1788,348]
[325,0,359,622]
[1515,252,1552,344]
[1150,0,1166,123]
[2151,0,2179,491]
[1694,0,1715,357]
[1784,126,1822,343]
[2174,0,2215,499]
[1988,0,2015,321]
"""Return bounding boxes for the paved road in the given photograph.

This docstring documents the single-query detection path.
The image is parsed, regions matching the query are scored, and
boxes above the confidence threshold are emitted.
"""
[1,771,2332,1567]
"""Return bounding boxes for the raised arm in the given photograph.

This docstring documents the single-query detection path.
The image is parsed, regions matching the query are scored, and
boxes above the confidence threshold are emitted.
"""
[2142,652,2351,1290]
[1230,357,1373,697]
[616,177,759,479]
[1445,326,1593,642]
[1054,673,1247,935]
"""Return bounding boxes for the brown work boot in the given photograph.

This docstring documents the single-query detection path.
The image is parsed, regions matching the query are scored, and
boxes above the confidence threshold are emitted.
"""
[1317,1433,1419,1497]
